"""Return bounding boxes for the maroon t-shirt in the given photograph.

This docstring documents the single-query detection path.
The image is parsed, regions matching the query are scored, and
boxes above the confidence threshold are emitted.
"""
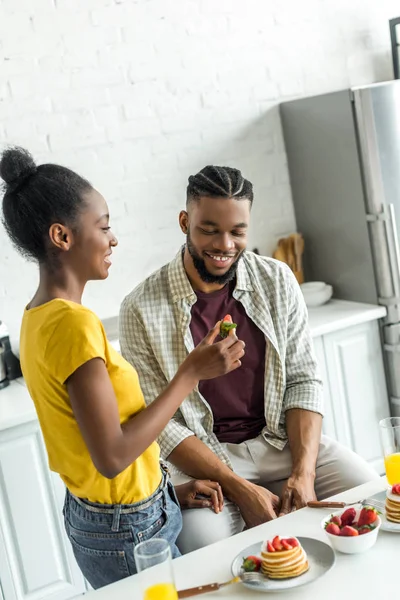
[190,280,266,444]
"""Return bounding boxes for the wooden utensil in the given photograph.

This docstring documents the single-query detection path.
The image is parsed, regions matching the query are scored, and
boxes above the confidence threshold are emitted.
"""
[307,501,350,509]
[177,576,240,598]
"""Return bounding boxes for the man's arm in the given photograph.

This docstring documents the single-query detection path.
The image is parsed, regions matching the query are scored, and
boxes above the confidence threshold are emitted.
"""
[119,298,194,458]
[120,297,280,526]
[169,436,280,526]
[279,266,324,514]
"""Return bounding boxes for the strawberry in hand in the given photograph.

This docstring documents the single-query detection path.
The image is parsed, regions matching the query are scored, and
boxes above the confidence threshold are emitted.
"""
[219,314,237,339]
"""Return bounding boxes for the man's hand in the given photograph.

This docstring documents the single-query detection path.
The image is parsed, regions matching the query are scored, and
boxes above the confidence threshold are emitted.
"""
[174,480,224,513]
[279,474,316,516]
[233,482,279,528]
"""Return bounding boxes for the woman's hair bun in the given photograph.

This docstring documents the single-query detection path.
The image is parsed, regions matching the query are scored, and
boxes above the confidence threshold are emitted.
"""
[0,146,37,187]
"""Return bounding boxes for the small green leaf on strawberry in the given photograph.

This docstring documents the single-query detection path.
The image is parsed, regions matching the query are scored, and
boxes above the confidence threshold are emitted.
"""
[329,515,342,527]
[358,525,373,535]
[242,555,262,572]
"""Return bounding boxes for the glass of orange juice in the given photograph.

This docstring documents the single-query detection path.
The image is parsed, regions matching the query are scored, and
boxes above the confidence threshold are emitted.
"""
[379,417,400,485]
[134,538,178,600]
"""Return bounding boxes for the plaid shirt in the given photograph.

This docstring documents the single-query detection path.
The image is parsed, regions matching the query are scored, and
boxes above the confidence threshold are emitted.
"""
[119,249,323,467]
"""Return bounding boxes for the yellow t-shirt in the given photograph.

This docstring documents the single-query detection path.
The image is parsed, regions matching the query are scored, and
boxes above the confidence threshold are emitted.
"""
[20,299,161,504]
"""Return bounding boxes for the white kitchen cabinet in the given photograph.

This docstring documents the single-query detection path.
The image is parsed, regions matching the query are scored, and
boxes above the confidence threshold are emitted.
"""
[314,320,389,473]
[0,419,86,600]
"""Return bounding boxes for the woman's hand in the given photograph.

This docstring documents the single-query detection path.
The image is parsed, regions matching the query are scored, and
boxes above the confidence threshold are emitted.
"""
[174,479,224,513]
[180,323,245,384]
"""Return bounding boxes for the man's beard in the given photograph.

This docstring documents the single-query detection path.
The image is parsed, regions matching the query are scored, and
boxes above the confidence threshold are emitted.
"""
[186,230,243,285]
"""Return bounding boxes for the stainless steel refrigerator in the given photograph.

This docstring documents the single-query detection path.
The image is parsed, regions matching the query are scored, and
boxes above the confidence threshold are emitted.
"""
[280,80,400,418]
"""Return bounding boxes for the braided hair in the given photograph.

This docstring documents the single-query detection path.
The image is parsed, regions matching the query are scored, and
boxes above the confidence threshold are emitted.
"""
[186,165,253,205]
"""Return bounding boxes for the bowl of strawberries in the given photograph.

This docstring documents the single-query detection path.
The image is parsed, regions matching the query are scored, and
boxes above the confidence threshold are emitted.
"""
[321,505,381,554]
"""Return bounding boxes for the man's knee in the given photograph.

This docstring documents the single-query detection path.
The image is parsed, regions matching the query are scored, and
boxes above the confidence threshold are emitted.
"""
[316,436,380,498]
[176,503,244,554]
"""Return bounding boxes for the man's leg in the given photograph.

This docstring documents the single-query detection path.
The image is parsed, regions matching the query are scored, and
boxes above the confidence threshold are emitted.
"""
[244,434,380,499]
[170,469,244,555]
[176,498,243,554]
[169,440,263,554]
[312,435,380,499]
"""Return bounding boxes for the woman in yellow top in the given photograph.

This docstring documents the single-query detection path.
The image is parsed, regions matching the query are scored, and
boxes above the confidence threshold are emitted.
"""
[0,147,245,589]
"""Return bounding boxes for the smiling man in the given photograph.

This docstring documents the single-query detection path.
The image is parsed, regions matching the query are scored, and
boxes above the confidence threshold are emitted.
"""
[119,165,379,553]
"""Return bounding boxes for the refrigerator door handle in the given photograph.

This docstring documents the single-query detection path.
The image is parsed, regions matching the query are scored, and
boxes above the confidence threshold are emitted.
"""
[383,203,400,299]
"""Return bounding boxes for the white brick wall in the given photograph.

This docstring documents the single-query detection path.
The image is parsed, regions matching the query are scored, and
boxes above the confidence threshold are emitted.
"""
[0,0,398,341]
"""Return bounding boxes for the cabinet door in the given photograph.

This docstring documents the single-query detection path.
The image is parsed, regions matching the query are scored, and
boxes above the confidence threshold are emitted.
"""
[323,321,390,473]
[0,420,86,600]
[312,337,336,439]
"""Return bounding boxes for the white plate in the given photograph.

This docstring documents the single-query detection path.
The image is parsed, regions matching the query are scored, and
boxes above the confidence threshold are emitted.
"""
[380,513,400,532]
[231,537,335,593]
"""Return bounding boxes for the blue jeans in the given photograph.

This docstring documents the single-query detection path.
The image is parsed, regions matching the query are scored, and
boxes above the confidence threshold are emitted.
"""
[63,467,182,589]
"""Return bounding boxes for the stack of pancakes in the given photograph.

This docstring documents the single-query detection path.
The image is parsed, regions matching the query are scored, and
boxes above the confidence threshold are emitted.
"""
[386,489,400,523]
[261,539,309,579]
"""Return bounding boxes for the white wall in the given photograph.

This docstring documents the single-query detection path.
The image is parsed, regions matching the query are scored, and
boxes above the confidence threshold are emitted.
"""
[0,0,398,341]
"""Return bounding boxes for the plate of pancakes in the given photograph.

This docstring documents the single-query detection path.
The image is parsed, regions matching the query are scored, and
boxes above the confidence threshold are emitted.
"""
[231,536,335,592]
[381,487,400,532]
[363,488,400,532]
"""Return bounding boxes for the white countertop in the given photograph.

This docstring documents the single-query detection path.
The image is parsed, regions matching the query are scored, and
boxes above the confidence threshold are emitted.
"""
[307,299,386,337]
[0,300,387,431]
[75,478,393,600]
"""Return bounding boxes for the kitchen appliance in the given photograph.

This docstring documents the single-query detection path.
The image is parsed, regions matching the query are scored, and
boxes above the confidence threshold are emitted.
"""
[0,346,8,389]
[280,80,400,418]
[0,320,22,389]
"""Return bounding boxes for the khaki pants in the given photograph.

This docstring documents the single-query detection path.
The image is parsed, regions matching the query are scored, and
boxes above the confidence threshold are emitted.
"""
[172,434,380,554]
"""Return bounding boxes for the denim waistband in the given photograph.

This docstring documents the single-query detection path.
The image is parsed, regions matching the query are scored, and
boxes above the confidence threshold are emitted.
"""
[67,463,169,516]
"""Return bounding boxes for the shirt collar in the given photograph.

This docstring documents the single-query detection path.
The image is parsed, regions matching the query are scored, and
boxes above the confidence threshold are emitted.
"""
[168,247,196,303]
[235,253,254,292]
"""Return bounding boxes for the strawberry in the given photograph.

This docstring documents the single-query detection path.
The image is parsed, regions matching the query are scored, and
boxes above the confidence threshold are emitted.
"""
[266,541,275,552]
[220,314,237,339]
[286,537,299,547]
[358,525,373,535]
[357,506,378,527]
[391,483,400,495]
[242,555,262,572]
[329,515,342,527]
[281,539,293,550]
[340,507,356,526]
[272,535,283,551]
[325,523,341,536]
[340,525,359,536]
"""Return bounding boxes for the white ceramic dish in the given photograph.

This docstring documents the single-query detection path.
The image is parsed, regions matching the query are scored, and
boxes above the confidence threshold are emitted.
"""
[301,282,333,307]
[231,537,335,593]
[321,507,381,554]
